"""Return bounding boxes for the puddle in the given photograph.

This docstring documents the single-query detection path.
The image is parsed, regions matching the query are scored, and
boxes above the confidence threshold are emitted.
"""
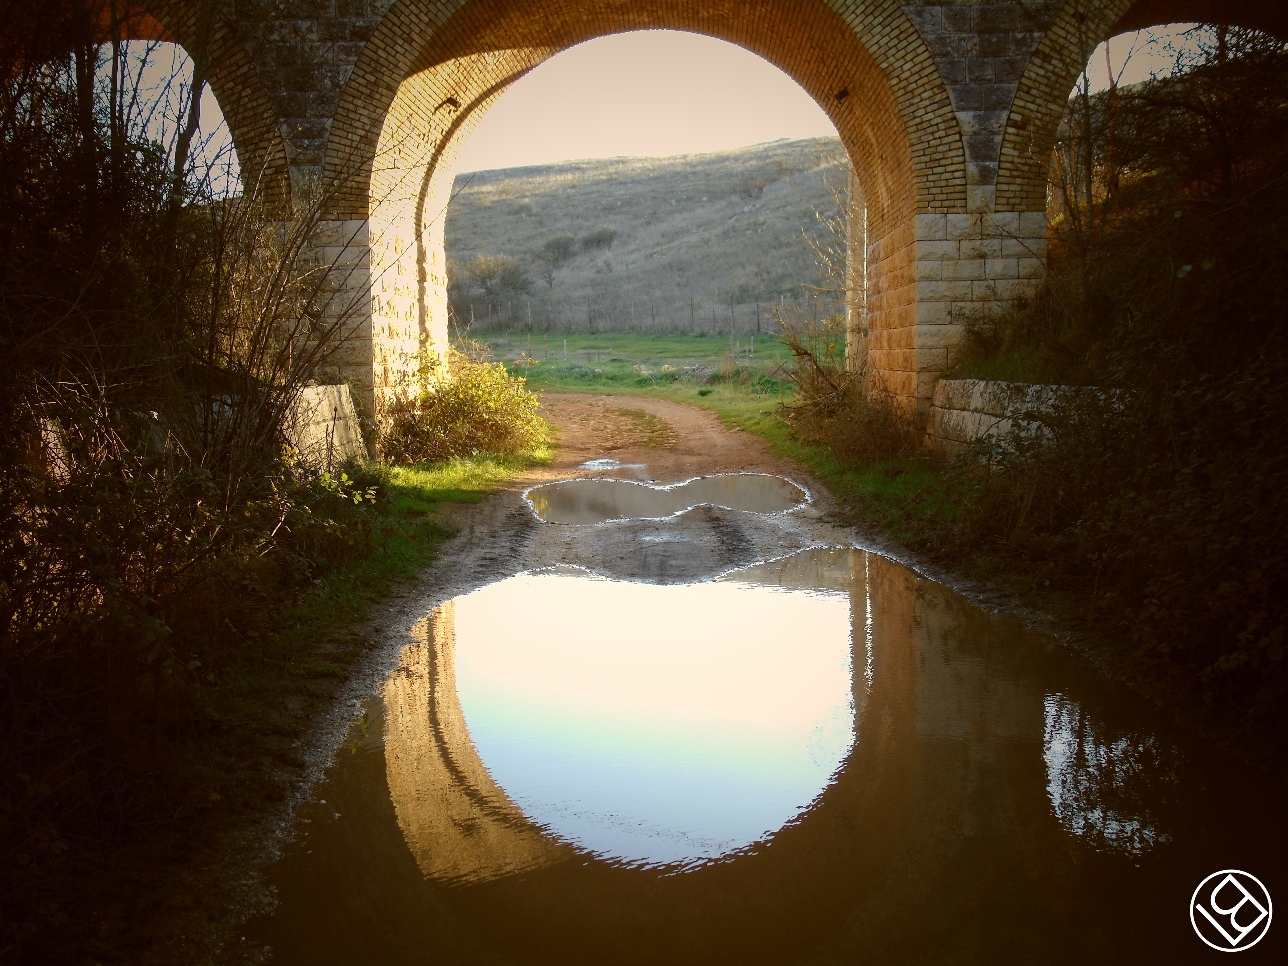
[401,566,856,873]
[525,473,808,524]
[251,547,1288,964]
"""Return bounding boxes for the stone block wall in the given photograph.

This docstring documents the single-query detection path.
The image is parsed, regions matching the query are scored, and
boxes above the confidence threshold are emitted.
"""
[867,212,1046,403]
[926,377,1089,453]
[288,383,369,468]
[309,219,376,410]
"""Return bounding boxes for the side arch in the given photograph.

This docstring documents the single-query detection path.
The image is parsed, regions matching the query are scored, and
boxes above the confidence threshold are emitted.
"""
[997,0,1288,215]
[101,1,290,203]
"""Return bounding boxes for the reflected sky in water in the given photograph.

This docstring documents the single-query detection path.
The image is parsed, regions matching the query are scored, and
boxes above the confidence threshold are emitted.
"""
[453,570,855,867]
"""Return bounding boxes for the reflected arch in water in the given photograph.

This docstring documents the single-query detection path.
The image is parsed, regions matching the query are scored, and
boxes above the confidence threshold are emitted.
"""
[383,600,576,885]
[379,548,929,958]
[384,555,866,876]
[256,545,1252,964]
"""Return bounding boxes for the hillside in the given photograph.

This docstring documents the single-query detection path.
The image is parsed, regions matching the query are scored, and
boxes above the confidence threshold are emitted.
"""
[444,137,849,334]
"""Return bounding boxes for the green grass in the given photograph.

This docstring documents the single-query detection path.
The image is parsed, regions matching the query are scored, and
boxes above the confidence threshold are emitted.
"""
[273,454,547,656]
[491,330,792,375]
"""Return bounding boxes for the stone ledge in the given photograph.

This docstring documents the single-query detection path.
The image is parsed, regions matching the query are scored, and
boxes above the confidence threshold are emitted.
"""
[288,383,369,468]
[925,377,1102,454]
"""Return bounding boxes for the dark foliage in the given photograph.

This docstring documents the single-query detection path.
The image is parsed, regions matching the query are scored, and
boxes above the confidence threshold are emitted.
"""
[926,27,1288,735]
[0,4,376,947]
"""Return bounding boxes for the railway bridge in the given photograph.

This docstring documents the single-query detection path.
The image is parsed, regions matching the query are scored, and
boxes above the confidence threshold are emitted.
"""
[63,1,1288,413]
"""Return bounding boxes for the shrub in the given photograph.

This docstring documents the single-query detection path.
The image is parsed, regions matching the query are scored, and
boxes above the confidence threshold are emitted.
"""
[581,227,617,251]
[0,12,378,942]
[777,310,921,461]
[379,343,548,464]
[908,28,1288,734]
[541,234,577,265]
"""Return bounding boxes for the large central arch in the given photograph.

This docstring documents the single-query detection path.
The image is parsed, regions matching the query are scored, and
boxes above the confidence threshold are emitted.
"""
[319,0,996,413]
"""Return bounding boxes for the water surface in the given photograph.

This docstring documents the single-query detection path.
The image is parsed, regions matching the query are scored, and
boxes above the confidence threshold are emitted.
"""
[525,473,807,524]
[252,548,1288,964]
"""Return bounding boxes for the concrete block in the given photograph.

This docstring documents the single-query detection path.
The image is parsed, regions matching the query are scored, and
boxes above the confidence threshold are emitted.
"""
[990,211,1020,234]
[916,368,943,399]
[960,238,1004,258]
[918,240,961,260]
[972,279,999,301]
[1017,257,1046,279]
[915,213,948,240]
[914,259,944,281]
[874,368,917,399]
[968,185,997,213]
[919,280,975,301]
[995,278,1041,300]
[914,300,952,325]
[1002,236,1046,258]
[943,258,987,280]
[289,384,368,468]
[916,323,965,349]
[985,258,1019,279]
[1019,211,1049,237]
[947,213,978,240]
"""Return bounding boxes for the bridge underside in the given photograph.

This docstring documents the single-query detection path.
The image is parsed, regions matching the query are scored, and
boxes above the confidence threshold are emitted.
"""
[91,0,1288,415]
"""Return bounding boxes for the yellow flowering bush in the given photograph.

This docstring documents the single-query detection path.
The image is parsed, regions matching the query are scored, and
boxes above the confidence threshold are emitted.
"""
[379,343,548,464]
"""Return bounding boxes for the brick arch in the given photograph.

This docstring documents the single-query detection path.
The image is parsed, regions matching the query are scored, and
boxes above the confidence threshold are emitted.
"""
[22,1,287,198]
[1113,0,1288,38]
[997,0,1287,214]
[328,0,965,229]
[323,0,973,409]
[121,2,288,202]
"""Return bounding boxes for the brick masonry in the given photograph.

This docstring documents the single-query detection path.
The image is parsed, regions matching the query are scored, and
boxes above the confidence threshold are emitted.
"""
[124,0,1269,414]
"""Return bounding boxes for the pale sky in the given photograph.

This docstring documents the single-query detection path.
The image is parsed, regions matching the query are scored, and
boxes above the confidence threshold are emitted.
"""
[455,25,1210,173]
[1083,22,1204,92]
[454,31,838,173]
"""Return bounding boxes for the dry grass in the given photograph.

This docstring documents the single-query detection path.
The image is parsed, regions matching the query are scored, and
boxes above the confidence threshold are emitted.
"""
[776,308,922,462]
[445,138,849,333]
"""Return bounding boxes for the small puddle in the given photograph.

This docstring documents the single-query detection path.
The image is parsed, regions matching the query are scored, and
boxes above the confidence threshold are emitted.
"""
[251,547,1288,964]
[525,473,808,524]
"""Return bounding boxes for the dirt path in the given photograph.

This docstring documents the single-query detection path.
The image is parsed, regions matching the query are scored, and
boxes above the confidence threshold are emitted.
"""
[420,393,858,590]
[535,393,804,482]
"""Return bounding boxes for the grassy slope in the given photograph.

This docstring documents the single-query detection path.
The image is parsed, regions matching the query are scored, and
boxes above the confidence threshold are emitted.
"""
[446,138,848,332]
